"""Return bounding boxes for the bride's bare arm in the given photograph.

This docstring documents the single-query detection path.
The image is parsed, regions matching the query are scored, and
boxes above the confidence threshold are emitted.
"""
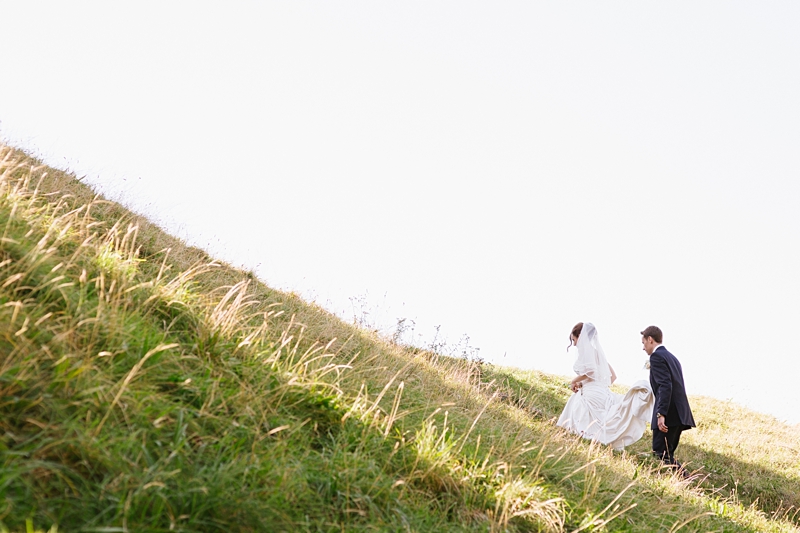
[609,364,617,385]
[570,374,588,392]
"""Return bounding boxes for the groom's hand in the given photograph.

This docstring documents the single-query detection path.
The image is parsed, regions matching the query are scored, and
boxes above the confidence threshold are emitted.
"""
[657,414,668,433]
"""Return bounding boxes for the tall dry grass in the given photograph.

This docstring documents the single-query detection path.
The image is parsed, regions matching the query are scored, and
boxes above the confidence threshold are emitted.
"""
[1,143,798,532]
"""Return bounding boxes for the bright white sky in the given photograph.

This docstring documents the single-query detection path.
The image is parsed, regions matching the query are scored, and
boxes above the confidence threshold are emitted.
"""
[2,2,799,423]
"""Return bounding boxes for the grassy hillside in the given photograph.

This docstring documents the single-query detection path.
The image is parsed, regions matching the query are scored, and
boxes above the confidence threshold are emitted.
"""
[1,143,798,532]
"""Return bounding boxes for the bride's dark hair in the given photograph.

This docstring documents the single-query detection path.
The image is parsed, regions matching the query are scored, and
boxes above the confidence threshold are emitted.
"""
[567,322,583,351]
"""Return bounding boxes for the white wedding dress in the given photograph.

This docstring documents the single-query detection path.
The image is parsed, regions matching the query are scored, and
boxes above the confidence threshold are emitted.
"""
[556,323,654,450]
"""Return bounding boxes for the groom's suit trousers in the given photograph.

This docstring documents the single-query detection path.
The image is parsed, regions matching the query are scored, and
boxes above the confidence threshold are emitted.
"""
[652,424,682,465]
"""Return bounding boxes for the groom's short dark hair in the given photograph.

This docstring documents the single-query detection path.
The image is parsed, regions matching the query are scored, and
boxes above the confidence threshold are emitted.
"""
[640,326,663,344]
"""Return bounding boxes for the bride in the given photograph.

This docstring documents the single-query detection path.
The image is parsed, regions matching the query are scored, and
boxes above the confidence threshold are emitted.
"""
[556,322,653,450]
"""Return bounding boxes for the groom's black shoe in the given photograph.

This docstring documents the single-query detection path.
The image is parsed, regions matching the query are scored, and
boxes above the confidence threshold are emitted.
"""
[673,461,691,479]
[654,455,689,479]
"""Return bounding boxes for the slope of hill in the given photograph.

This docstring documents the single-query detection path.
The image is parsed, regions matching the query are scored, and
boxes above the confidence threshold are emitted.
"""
[1,143,798,532]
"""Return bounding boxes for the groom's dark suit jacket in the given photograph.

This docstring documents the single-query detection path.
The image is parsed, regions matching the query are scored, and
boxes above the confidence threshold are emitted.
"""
[649,346,695,431]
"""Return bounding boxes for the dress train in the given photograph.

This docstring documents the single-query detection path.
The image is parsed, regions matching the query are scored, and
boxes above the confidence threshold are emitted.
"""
[556,379,653,450]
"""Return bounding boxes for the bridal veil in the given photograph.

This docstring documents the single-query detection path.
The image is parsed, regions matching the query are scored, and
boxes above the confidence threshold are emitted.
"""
[573,322,612,385]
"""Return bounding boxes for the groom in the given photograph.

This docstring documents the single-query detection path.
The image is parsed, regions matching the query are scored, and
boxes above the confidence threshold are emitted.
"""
[641,326,695,470]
